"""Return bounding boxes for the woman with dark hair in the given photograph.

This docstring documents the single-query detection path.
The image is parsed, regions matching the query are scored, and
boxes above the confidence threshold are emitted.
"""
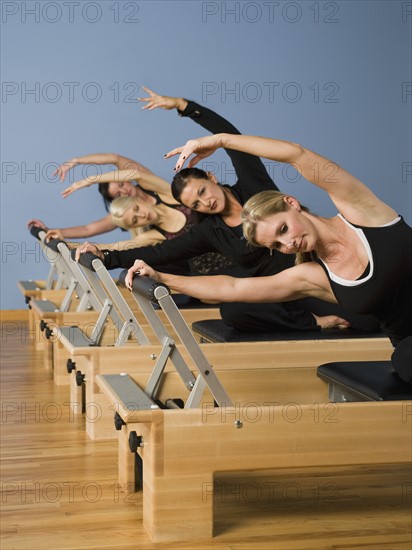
[78,88,379,332]
[125,132,412,383]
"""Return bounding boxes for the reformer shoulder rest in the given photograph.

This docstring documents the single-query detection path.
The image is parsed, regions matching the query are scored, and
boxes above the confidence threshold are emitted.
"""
[317,361,412,402]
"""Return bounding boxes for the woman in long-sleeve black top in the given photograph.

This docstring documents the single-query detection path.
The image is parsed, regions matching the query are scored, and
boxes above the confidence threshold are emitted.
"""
[81,89,379,332]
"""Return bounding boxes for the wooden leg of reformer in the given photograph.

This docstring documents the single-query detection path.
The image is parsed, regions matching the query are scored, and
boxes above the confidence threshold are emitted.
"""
[138,418,215,542]
[43,337,53,371]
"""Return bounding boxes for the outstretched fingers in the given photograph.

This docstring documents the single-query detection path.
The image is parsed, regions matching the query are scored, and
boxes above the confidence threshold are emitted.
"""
[139,86,161,110]
[61,185,75,199]
[164,143,199,171]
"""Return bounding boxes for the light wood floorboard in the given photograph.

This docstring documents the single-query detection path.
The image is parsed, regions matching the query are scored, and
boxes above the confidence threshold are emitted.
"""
[1,320,411,549]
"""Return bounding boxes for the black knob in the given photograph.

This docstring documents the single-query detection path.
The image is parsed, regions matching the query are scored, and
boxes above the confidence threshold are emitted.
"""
[66,359,76,373]
[40,320,47,332]
[25,296,31,304]
[45,327,53,339]
[129,431,143,453]
[75,371,85,386]
[114,412,126,431]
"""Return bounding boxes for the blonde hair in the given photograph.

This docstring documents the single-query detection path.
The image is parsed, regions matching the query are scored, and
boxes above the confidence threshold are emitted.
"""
[110,196,146,238]
[241,190,314,265]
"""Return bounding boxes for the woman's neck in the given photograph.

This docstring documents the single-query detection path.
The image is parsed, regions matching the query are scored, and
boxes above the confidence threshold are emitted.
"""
[153,203,186,232]
[220,187,243,226]
[135,185,157,205]
[313,216,347,260]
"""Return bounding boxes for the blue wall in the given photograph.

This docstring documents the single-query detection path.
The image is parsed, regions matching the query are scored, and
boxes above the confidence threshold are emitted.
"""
[1,0,411,309]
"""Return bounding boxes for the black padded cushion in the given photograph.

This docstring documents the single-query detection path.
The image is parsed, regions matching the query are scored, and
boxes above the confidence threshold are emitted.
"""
[166,296,220,309]
[192,319,384,343]
[317,361,412,401]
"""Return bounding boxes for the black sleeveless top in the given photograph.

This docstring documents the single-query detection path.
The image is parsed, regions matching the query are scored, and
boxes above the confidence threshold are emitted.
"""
[317,215,412,345]
[154,196,233,275]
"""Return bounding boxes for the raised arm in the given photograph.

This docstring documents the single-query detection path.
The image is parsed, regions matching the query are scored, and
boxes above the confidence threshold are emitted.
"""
[139,87,277,190]
[53,153,156,182]
[61,169,177,204]
[167,134,396,225]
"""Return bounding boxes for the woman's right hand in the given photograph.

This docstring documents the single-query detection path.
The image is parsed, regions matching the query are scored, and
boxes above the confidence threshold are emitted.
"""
[125,259,159,290]
[164,135,223,171]
[52,159,78,182]
[45,229,65,242]
[74,242,104,262]
[61,178,92,198]
[27,219,48,230]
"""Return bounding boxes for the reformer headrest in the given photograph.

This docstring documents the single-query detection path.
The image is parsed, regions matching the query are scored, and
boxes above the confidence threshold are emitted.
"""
[45,238,68,253]
[118,269,170,303]
[71,249,102,272]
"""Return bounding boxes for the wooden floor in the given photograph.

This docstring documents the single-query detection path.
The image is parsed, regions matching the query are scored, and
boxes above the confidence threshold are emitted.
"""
[1,319,411,550]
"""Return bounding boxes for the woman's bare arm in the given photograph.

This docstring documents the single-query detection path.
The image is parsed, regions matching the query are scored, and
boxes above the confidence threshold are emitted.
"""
[103,229,165,251]
[62,169,177,204]
[126,259,335,304]
[44,214,117,239]
[166,133,397,225]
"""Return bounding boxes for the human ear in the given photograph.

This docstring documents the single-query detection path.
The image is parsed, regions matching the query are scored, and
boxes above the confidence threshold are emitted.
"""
[284,196,301,211]
[206,172,218,185]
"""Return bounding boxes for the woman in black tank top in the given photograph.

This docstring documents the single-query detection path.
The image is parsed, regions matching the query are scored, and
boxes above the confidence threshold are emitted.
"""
[126,133,412,384]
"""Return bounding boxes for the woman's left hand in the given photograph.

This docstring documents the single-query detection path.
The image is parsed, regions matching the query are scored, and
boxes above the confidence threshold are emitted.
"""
[164,135,222,171]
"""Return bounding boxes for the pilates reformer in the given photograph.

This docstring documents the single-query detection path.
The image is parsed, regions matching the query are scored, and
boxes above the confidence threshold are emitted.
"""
[95,275,412,542]
[19,227,219,341]
[41,253,222,437]
[63,263,231,438]
[17,226,70,302]
[25,234,154,379]
[22,227,101,353]
[68,264,396,439]
[64,263,394,439]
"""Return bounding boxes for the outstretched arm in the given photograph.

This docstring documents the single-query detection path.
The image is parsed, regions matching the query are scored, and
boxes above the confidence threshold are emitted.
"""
[103,229,165,250]
[61,169,177,204]
[43,214,118,240]
[126,259,335,304]
[167,134,396,225]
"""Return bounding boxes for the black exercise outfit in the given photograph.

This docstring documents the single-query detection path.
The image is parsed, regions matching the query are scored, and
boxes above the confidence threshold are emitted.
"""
[153,197,233,275]
[103,100,379,333]
[317,214,412,383]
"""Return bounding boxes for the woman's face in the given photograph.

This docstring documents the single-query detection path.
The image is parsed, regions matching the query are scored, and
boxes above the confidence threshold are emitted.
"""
[107,181,137,199]
[254,205,316,255]
[179,175,226,215]
[122,200,156,228]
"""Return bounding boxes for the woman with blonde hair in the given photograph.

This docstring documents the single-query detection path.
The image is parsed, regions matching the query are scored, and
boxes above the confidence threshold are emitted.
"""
[124,132,412,383]
[28,152,178,242]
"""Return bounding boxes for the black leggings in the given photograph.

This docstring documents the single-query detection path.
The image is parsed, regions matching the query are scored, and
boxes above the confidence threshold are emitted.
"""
[391,336,412,384]
[220,298,381,333]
